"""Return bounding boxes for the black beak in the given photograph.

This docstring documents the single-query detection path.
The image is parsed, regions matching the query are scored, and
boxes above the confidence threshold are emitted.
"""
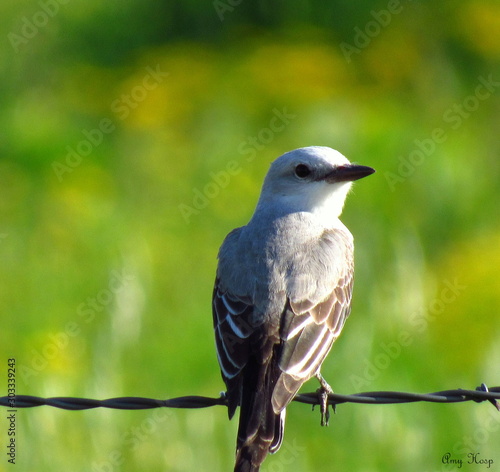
[324,164,375,183]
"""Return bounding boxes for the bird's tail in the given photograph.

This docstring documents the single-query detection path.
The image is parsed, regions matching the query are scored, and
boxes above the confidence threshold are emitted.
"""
[234,363,285,472]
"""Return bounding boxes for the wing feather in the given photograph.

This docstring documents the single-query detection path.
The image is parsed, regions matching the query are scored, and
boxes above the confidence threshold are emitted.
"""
[272,229,354,413]
[213,285,257,415]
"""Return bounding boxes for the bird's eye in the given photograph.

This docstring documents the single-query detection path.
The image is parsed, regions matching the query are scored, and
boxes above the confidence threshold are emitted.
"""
[294,164,311,179]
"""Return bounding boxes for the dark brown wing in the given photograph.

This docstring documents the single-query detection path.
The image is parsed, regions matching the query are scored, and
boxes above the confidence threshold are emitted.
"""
[212,284,267,418]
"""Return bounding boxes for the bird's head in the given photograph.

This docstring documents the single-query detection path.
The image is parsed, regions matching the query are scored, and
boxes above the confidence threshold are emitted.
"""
[255,146,375,222]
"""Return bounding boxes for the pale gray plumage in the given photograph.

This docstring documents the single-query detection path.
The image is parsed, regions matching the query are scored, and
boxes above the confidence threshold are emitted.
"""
[212,146,375,472]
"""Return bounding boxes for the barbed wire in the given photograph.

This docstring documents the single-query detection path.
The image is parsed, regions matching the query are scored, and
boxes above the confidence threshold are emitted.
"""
[1,383,499,412]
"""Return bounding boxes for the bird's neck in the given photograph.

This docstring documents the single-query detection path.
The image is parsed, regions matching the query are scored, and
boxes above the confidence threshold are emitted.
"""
[249,203,346,233]
[252,198,347,231]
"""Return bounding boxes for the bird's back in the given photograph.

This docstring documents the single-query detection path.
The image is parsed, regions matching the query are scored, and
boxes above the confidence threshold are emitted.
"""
[214,211,355,470]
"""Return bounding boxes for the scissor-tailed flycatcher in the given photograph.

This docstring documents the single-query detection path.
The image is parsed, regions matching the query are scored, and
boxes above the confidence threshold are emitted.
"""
[212,146,375,471]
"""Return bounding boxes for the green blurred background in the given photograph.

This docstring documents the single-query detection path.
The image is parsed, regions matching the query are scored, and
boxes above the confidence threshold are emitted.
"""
[1,0,499,471]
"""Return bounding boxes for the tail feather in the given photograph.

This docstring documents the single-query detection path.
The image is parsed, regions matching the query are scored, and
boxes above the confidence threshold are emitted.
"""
[270,410,285,453]
[234,409,285,472]
[234,362,286,472]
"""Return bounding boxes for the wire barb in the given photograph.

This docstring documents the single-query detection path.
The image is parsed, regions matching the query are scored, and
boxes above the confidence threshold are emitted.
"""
[475,383,500,411]
[1,385,499,412]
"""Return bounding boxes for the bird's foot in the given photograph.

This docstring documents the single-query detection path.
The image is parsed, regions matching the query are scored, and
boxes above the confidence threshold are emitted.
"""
[315,373,335,426]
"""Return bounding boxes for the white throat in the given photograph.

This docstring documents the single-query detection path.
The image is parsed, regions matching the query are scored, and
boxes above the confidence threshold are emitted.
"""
[254,180,352,229]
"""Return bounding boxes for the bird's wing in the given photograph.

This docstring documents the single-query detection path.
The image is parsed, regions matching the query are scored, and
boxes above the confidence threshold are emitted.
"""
[212,284,260,417]
[212,286,254,379]
[272,235,354,413]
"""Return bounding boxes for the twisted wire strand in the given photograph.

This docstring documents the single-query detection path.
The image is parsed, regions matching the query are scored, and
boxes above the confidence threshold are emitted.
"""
[1,384,499,411]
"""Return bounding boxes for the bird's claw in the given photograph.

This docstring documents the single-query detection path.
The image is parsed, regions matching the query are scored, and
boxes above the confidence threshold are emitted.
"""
[317,387,330,426]
[315,374,335,426]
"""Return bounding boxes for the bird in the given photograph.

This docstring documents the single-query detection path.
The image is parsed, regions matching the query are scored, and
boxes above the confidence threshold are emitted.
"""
[212,146,375,471]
